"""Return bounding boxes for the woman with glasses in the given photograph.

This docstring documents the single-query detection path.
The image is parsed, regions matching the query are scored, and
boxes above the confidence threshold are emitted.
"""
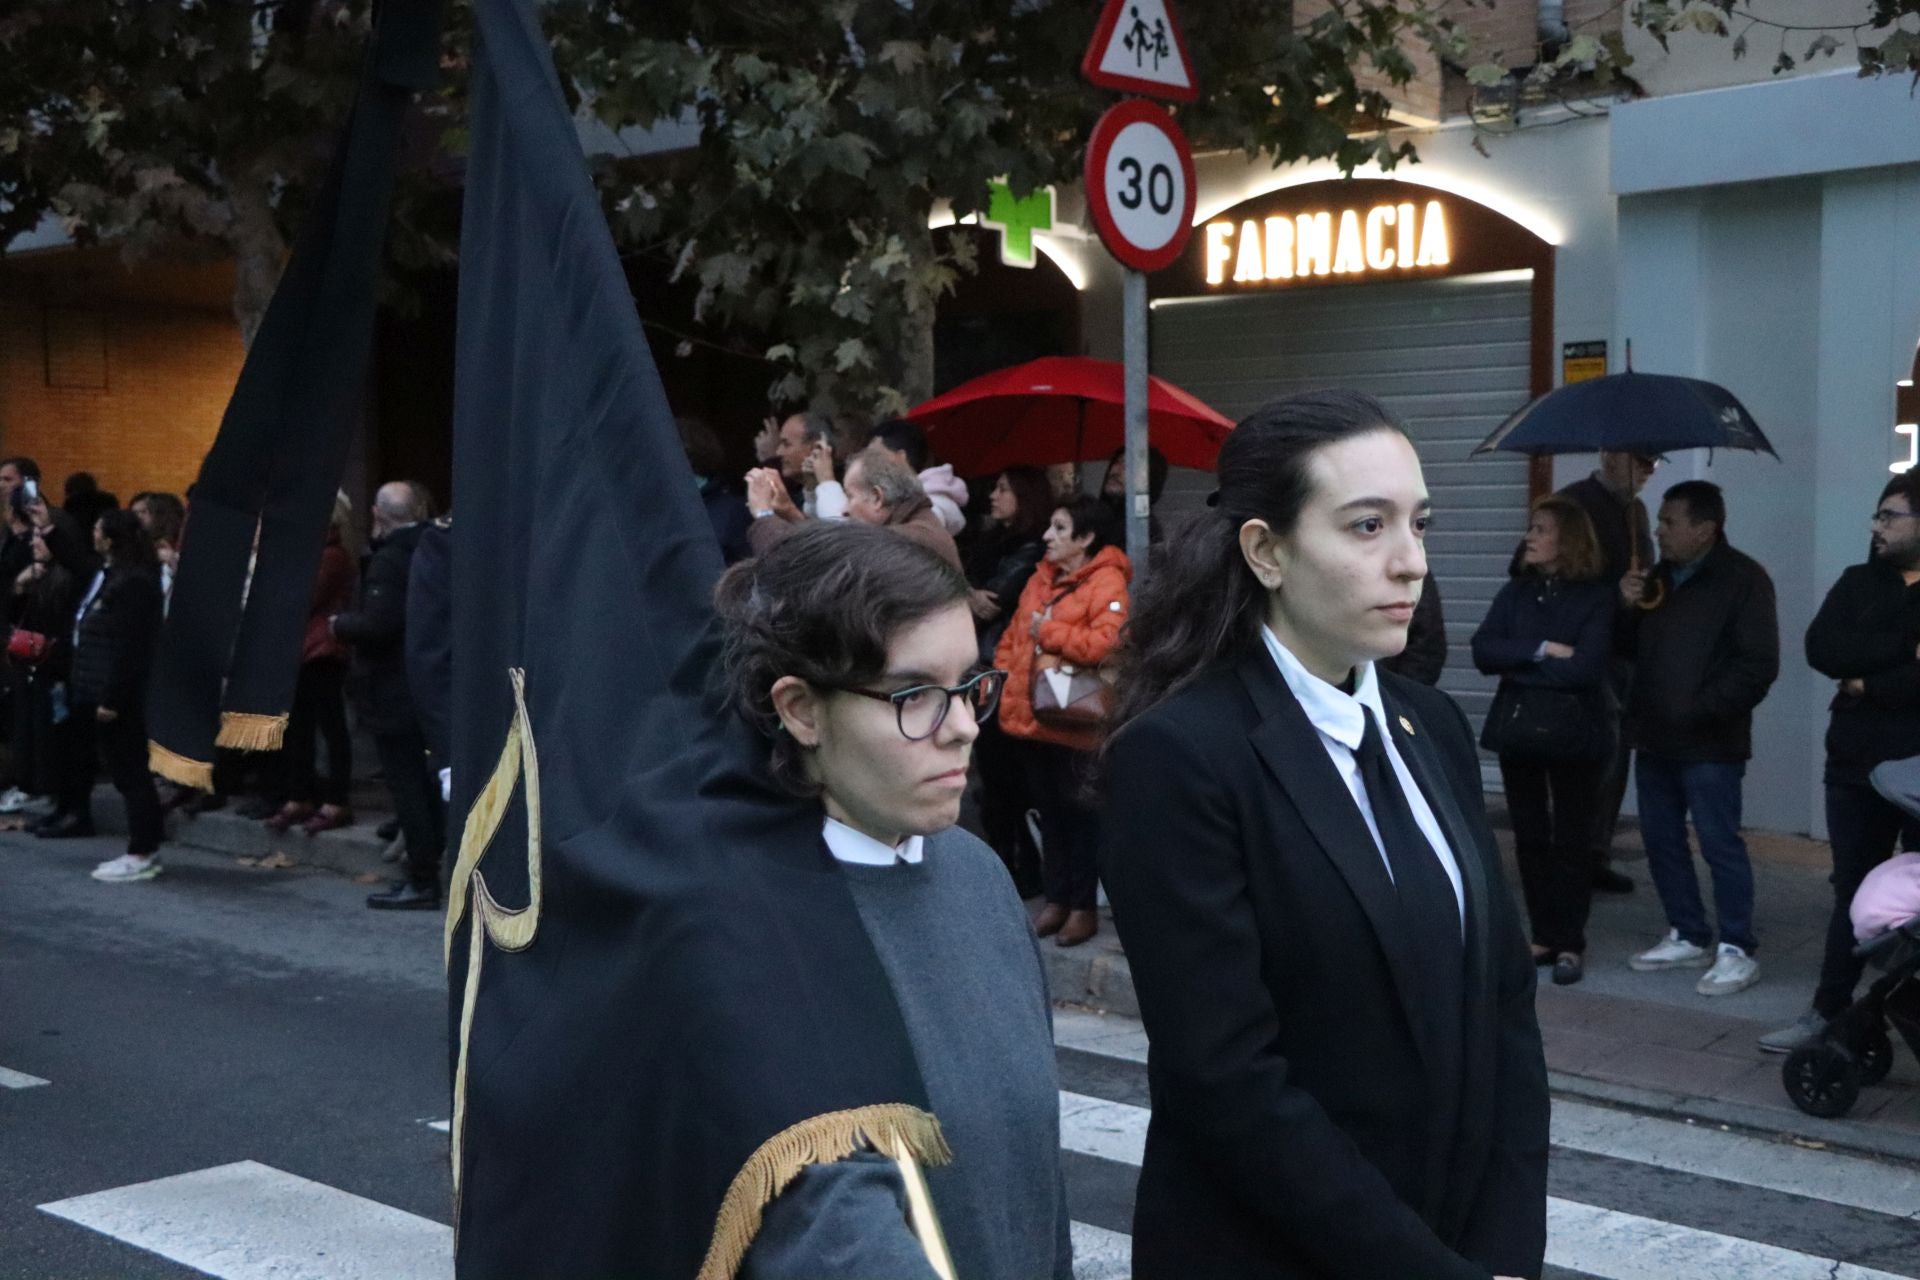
[994,494,1132,948]
[715,519,1071,1280]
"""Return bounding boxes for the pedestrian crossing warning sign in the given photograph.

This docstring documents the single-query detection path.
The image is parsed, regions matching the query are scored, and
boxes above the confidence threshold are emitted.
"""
[1082,0,1199,102]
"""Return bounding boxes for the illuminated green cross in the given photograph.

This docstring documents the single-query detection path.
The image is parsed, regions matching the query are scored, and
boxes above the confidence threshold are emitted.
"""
[981,181,1056,269]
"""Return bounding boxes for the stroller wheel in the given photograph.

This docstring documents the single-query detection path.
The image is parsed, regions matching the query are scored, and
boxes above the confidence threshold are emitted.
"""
[1783,1044,1861,1118]
[1857,1026,1895,1087]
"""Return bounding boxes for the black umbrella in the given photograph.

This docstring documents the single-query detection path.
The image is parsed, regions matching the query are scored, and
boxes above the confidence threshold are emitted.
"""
[1473,370,1779,459]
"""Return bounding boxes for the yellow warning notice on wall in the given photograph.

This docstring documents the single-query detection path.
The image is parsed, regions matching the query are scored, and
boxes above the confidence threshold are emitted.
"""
[1563,341,1607,385]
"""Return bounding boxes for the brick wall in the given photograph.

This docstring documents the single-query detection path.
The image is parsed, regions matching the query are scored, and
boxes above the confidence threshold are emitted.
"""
[0,297,242,503]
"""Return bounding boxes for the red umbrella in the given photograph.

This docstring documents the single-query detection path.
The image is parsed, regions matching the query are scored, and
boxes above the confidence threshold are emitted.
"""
[906,355,1234,476]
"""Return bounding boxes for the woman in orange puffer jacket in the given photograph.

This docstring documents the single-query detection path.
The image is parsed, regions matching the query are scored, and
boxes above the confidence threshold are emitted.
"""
[995,494,1132,948]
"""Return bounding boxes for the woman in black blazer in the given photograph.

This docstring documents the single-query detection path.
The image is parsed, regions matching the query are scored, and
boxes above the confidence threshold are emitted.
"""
[1100,390,1548,1280]
[1472,495,1617,987]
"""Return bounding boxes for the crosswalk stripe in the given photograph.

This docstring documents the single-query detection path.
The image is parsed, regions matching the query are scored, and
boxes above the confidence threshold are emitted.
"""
[1053,1009,1149,1064]
[1070,1220,1132,1280]
[1551,1098,1920,1222]
[1545,1196,1914,1280]
[0,1065,50,1089]
[37,1160,452,1280]
[1061,1090,1147,1167]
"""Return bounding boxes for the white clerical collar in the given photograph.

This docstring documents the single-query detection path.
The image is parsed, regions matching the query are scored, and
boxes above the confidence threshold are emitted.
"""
[822,817,925,867]
[1260,625,1385,753]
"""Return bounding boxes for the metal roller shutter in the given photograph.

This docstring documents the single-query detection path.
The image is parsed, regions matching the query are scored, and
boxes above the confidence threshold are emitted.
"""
[1149,271,1534,754]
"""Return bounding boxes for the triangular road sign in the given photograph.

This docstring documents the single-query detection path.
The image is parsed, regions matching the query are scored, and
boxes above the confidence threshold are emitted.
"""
[1082,0,1198,102]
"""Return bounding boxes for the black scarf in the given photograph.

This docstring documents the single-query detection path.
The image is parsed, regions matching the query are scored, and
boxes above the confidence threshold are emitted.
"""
[144,0,442,788]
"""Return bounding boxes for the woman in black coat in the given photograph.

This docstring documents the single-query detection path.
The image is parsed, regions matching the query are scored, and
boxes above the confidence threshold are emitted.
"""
[1101,390,1548,1280]
[47,509,166,880]
[962,465,1052,888]
[1472,495,1616,986]
[9,528,80,805]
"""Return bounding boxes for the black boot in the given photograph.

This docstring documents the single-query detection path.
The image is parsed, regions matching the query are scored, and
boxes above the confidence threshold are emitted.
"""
[35,813,96,839]
[1592,865,1635,895]
[367,881,441,911]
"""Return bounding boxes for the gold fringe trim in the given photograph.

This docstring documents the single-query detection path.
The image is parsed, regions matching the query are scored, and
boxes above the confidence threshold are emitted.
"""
[148,741,214,792]
[216,711,288,752]
[448,668,544,1244]
[695,1104,952,1280]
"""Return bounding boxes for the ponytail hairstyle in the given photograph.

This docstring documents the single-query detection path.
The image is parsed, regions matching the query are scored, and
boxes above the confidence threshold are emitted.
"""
[1105,389,1407,740]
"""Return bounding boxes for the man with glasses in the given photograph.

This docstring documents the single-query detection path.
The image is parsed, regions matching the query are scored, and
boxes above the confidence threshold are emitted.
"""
[1559,451,1661,896]
[1761,472,1920,1051]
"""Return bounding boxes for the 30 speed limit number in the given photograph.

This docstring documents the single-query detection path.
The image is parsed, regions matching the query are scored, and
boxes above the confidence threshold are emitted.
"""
[1084,98,1196,273]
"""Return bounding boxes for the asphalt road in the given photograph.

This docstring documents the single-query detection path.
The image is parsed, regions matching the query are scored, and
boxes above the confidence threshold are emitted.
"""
[2,831,449,1279]
[6,826,1919,1280]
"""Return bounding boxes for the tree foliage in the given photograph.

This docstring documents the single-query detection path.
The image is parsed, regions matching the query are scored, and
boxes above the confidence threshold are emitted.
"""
[6,0,1917,411]
[0,0,455,343]
[550,0,1485,418]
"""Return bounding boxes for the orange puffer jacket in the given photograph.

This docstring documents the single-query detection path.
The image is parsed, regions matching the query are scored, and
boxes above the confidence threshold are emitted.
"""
[994,544,1132,751]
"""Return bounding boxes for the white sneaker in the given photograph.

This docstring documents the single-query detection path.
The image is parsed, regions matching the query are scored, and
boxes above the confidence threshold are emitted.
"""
[1758,1009,1827,1054]
[1696,944,1759,996]
[1628,928,1714,971]
[0,787,31,814]
[91,854,161,883]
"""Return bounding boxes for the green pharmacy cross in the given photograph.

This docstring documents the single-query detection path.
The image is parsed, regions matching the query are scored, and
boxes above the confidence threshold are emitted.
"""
[981,182,1056,269]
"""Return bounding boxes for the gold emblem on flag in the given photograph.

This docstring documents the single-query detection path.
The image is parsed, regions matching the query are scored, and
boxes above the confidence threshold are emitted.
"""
[445,668,543,1221]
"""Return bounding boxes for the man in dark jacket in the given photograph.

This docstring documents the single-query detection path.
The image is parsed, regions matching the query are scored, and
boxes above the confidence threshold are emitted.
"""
[1761,472,1920,1051]
[405,514,453,788]
[1559,450,1658,894]
[1620,481,1778,996]
[332,481,444,910]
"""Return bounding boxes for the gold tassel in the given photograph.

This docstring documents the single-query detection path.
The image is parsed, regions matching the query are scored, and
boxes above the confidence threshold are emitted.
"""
[148,741,214,792]
[216,711,288,751]
[695,1104,952,1280]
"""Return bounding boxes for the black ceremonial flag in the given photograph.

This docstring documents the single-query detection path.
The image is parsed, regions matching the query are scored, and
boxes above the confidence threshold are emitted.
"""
[146,0,441,788]
[446,3,947,1277]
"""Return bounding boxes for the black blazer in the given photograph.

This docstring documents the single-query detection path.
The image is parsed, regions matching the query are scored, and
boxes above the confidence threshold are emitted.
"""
[1101,649,1549,1280]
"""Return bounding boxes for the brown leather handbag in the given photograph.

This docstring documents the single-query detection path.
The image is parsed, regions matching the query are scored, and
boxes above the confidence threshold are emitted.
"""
[1027,586,1117,730]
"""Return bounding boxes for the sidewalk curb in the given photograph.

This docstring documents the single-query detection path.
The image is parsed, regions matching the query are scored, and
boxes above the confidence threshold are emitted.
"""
[84,786,393,880]
[1547,1070,1920,1168]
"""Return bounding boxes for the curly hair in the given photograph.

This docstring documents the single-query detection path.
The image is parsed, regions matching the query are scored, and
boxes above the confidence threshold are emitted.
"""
[713,521,969,793]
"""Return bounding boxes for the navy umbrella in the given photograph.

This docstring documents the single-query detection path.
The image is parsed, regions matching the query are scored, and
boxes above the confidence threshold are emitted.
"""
[1473,371,1779,459]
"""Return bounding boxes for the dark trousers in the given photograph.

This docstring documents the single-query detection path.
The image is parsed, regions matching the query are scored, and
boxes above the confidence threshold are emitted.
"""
[973,720,1039,893]
[376,728,444,889]
[2,663,30,791]
[1815,781,1920,1018]
[1500,754,1599,954]
[15,671,70,798]
[284,659,352,807]
[60,705,164,856]
[1588,658,1635,866]
[1636,755,1756,954]
[1021,739,1099,910]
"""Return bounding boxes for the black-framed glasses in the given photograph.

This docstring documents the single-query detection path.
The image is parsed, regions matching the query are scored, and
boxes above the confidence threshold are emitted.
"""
[827,669,1007,741]
[1871,508,1920,528]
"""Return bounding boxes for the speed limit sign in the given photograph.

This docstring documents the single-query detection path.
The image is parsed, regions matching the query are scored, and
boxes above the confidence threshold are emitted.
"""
[1084,98,1196,273]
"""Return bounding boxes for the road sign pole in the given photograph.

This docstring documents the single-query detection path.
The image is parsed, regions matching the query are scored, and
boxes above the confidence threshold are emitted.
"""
[1123,268,1151,579]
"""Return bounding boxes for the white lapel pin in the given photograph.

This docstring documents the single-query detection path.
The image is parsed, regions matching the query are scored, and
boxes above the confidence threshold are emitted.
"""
[1398,715,1416,736]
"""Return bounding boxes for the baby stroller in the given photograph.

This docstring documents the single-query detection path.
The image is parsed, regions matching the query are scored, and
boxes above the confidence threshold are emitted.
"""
[1783,758,1920,1118]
